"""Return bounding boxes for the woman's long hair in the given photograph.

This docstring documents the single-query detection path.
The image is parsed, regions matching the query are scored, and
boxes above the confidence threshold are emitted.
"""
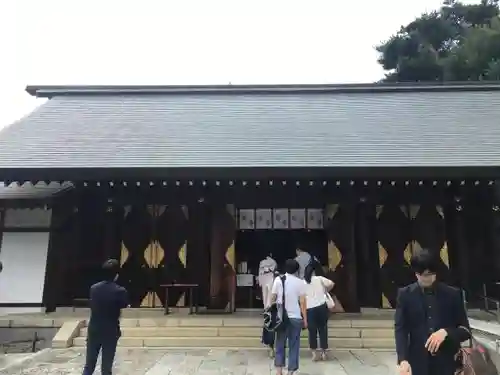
[304,257,323,284]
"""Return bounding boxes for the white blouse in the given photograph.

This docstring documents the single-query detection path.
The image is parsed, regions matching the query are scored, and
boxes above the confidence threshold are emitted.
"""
[304,276,334,309]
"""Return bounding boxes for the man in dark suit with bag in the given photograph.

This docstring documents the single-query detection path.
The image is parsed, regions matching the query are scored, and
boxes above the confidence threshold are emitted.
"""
[395,249,471,375]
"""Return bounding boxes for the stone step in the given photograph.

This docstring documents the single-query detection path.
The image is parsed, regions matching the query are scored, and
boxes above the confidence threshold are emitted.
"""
[107,318,394,329]
[72,336,395,349]
[79,326,394,338]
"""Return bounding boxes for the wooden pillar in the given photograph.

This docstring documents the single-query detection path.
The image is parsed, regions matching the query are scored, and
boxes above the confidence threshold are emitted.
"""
[209,204,236,311]
[489,201,500,290]
[464,192,490,301]
[102,201,123,262]
[356,201,378,307]
[42,204,62,313]
[42,199,79,310]
[448,198,469,294]
[187,201,210,307]
[346,202,359,312]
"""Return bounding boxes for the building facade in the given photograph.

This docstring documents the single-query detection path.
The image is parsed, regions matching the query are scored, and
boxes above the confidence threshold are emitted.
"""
[0,83,500,313]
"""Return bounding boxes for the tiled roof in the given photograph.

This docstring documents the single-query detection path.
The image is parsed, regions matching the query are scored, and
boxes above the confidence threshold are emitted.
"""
[0,182,73,200]
[0,84,499,174]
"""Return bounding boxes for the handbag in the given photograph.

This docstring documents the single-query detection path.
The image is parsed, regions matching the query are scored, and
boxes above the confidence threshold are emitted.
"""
[455,327,498,375]
[319,276,335,311]
[325,292,335,311]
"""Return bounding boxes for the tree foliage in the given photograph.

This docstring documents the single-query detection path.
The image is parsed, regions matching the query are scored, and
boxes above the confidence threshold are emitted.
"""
[377,0,500,82]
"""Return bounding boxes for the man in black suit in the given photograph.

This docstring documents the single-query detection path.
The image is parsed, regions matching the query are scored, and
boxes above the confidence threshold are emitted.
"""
[82,259,129,375]
[395,249,471,375]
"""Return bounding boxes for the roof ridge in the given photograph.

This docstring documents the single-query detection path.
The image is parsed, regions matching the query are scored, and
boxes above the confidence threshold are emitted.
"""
[26,82,500,98]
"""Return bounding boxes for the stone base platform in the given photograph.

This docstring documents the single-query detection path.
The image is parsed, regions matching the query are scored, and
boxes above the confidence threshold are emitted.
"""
[2,308,397,350]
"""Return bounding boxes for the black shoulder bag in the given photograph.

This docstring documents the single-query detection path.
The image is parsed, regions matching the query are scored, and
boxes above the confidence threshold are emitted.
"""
[277,275,289,331]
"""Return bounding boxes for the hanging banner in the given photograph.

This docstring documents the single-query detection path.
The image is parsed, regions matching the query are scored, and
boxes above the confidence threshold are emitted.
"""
[238,209,255,230]
[307,208,324,229]
[273,208,289,229]
[256,209,272,229]
[290,209,306,229]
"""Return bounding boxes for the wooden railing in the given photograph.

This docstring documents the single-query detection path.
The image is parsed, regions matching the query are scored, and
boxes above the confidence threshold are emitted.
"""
[463,284,500,321]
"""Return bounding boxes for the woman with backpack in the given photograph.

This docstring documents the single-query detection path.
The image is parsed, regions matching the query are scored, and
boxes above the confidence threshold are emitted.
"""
[303,258,334,361]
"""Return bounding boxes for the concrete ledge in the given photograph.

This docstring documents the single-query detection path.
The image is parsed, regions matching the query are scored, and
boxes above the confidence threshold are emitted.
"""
[351,319,393,328]
[361,328,395,338]
[115,317,393,328]
[470,318,500,337]
[72,336,396,349]
[52,320,85,348]
[80,326,388,339]
[0,317,62,328]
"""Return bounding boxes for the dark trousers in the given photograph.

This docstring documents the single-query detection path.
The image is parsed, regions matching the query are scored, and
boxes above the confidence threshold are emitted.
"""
[306,303,329,350]
[82,331,119,375]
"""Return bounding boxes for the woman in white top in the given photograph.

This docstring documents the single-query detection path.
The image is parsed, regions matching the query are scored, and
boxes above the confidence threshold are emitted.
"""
[303,258,334,361]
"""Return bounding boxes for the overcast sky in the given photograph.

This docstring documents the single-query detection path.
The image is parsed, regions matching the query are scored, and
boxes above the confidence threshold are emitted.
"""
[1,0,460,128]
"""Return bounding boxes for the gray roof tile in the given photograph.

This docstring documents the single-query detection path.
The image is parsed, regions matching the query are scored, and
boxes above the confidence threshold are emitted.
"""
[0,89,499,169]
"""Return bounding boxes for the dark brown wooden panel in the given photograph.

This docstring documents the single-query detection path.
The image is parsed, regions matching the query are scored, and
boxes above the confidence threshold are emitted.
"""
[117,205,153,307]
[410,204,450,281]
[186,202,210,306]
[43,202,78,309]
[209,204,236,311]
[355,202,380,307]
[377,204,414,308]
[154,205,189,307]
[325,203,357,312]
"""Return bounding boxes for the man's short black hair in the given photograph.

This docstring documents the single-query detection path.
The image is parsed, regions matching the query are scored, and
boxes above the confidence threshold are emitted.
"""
[102,259,120,281]
[284,259,300,275]
[410,249,438,274]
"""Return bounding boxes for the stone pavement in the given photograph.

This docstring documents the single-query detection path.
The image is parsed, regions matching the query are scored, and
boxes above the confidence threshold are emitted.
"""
[2,347,397,375]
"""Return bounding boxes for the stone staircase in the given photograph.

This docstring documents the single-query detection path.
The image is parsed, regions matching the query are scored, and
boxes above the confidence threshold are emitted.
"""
[71,316,395,349]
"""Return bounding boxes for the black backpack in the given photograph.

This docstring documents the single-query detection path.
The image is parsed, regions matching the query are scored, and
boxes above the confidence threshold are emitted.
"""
[263,275,289,332]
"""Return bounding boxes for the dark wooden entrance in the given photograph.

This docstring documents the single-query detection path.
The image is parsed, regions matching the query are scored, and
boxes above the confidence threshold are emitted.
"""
[117,205,189,307]
[208,204,237,311]
[376,204,414,308]
[409,204,450,281]
[324,203,358,312]
[376,203,450,308]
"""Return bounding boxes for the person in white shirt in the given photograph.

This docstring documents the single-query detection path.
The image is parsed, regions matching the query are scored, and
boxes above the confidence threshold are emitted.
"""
[295,248,311,279]
[271,259,307,375]
[303,258,334,361]
[258,253,278,357]
[258,253,278,309]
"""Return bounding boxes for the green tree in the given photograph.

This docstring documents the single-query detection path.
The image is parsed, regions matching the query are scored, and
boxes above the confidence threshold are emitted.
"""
[376,0,500,82]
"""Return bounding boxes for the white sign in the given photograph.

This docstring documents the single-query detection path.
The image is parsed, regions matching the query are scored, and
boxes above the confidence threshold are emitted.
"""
[273,208,289,229]
[256,209,272,229]
[290,208,306,229]
[236,274,254,287]
[239,209,255,230]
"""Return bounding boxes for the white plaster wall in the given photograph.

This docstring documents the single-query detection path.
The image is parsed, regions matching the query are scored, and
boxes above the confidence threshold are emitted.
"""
[0,233,50,315]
